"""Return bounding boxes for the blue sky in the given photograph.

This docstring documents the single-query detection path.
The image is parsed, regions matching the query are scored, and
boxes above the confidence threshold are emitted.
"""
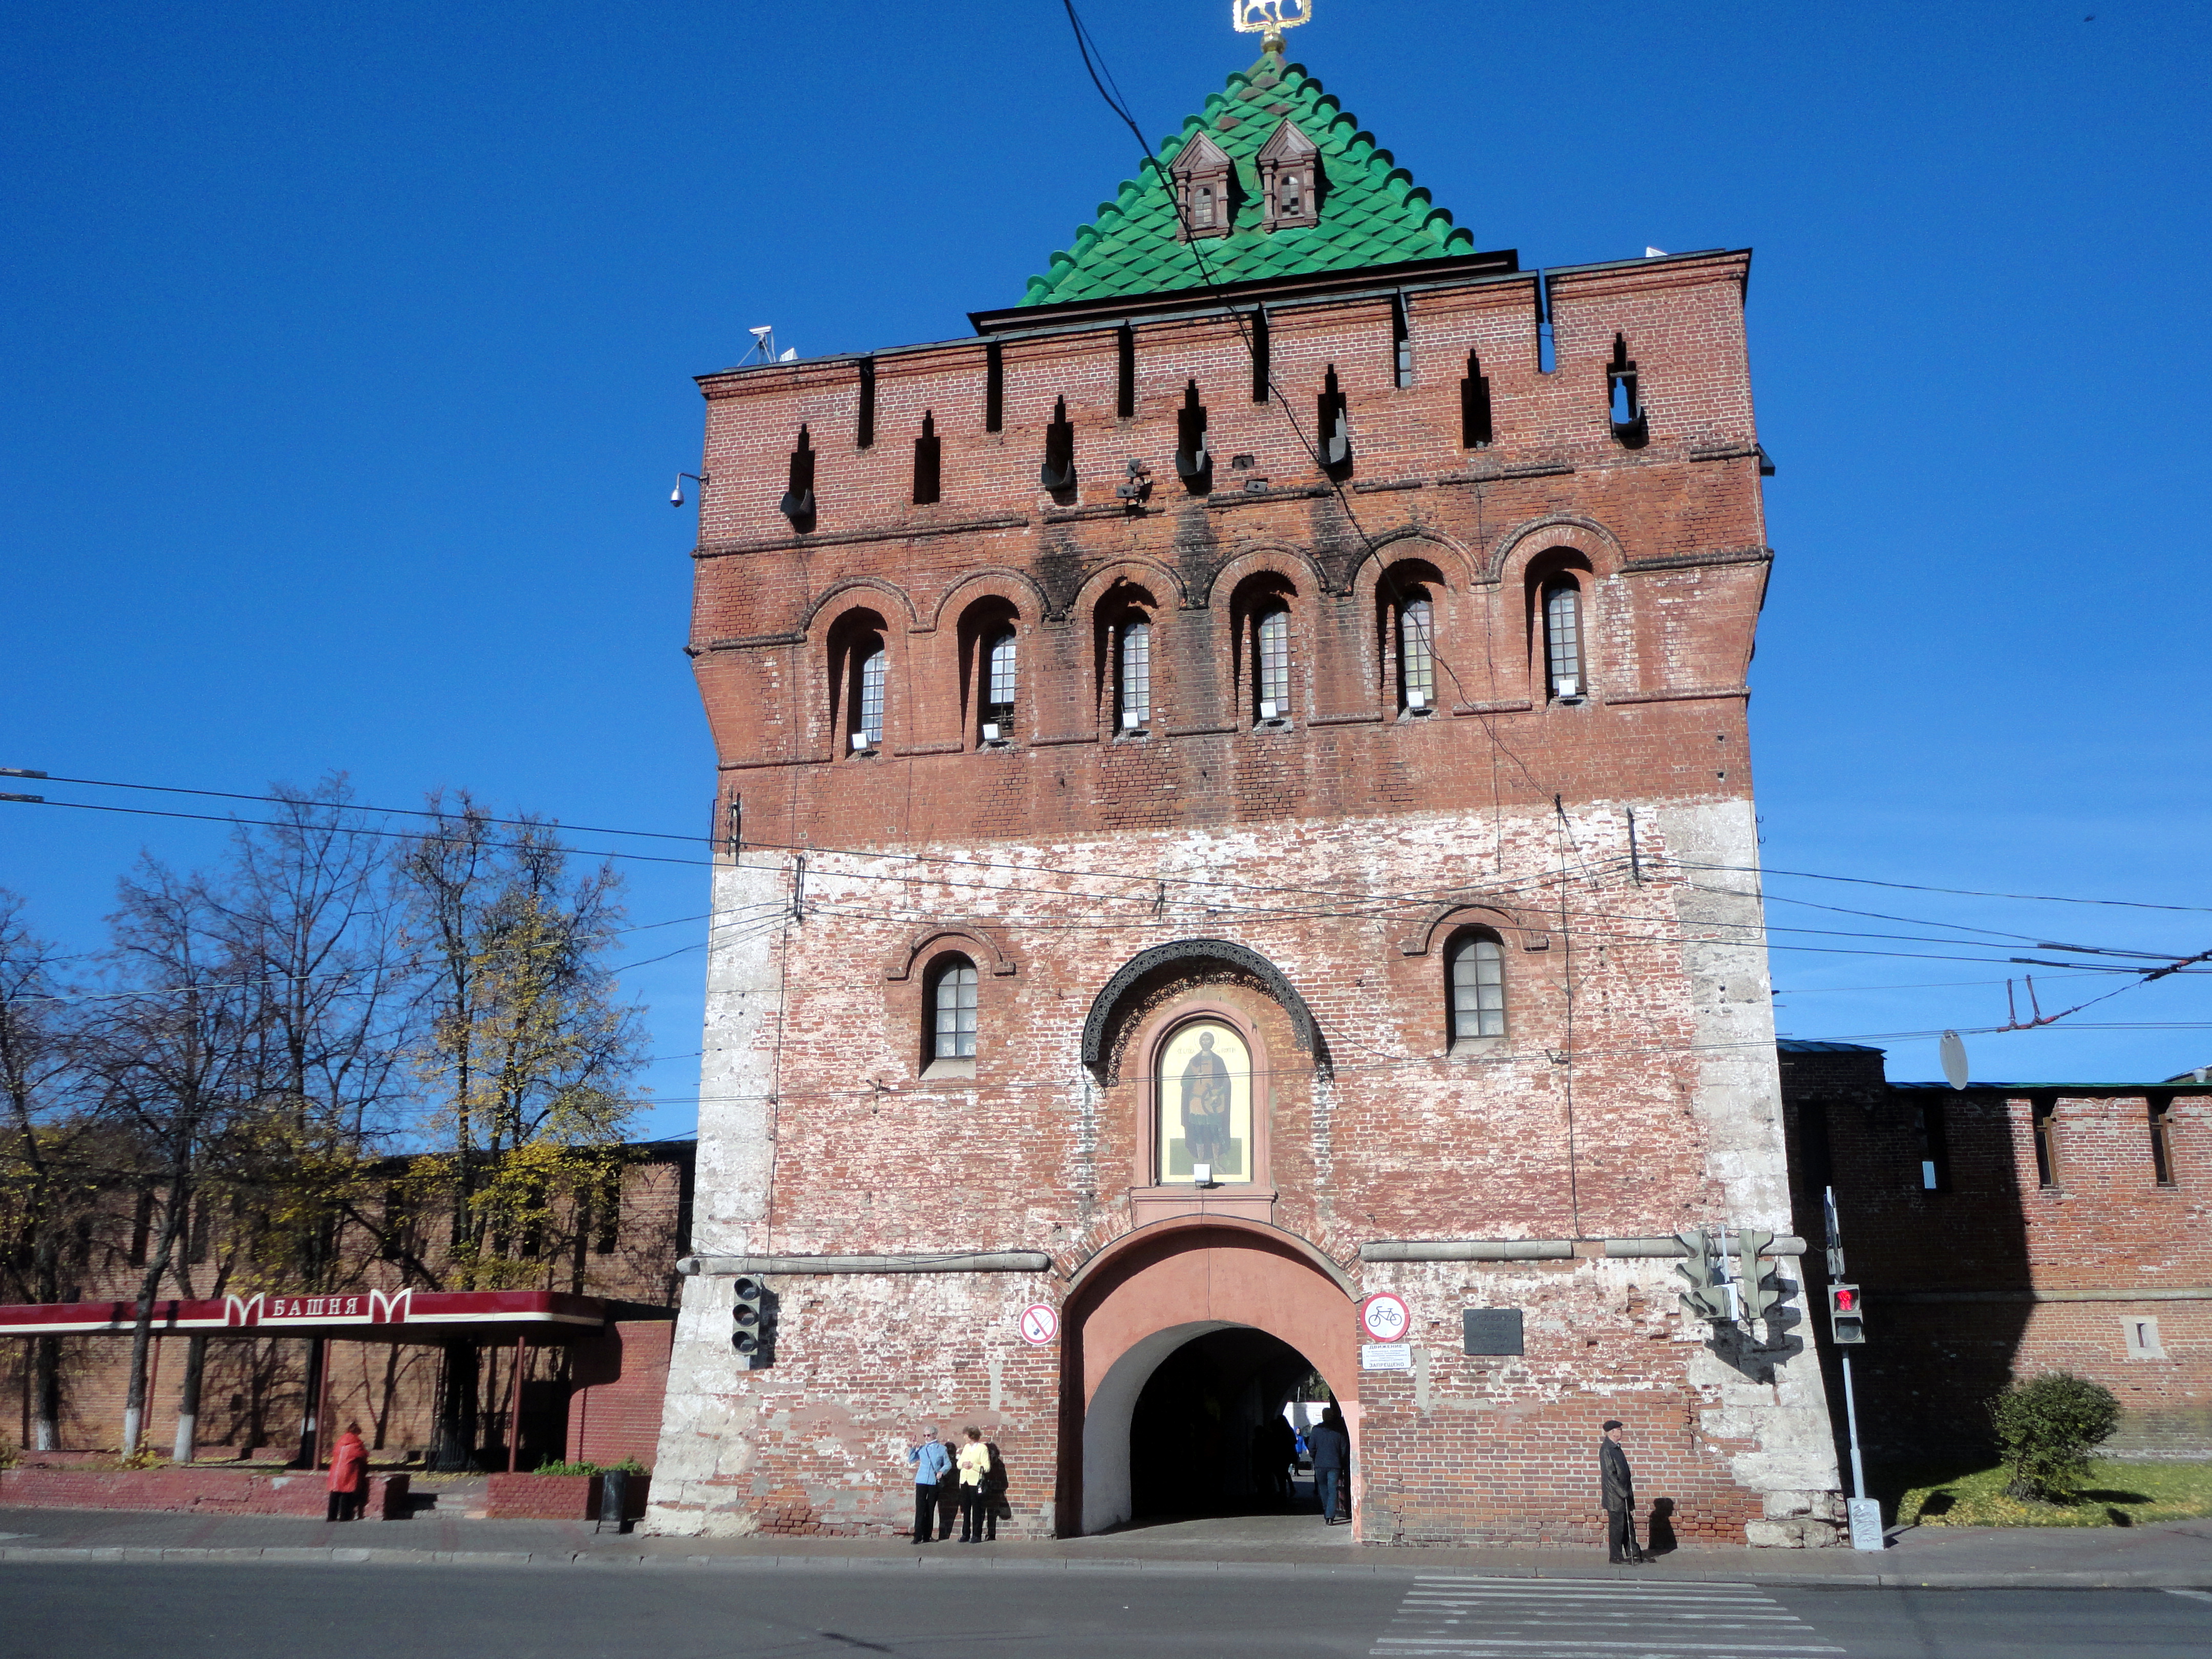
[5,2,2207,1138]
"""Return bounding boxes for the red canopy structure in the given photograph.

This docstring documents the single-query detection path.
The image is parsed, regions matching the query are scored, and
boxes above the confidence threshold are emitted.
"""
[0,1288,608,1340]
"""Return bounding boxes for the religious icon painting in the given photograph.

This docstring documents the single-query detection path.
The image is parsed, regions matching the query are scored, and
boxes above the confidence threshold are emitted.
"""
[1157,1017,1253,1183]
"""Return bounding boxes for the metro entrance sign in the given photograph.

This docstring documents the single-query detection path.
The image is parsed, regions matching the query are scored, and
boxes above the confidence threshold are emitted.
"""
[1359,1291,1410,1343]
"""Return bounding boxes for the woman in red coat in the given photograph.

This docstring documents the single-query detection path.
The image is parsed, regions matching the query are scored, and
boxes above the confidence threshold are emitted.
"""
[325,1423,369,1522]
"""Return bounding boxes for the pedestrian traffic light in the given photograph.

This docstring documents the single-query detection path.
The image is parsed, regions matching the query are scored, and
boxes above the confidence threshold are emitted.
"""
[733,1274,776,1368]
[1827,1283,1864,1345]
[1674,1230,1733,1322]
[1736,1229,1783,1324]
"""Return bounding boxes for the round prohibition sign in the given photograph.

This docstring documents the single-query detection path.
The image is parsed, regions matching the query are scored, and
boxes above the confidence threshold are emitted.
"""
[1017,1302,1060,1346]
[1359,1291,1411,1343]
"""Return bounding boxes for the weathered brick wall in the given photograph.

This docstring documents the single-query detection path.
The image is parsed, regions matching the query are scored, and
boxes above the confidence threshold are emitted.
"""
[652,251,1842,1545]
[1782,1047,2210,1458]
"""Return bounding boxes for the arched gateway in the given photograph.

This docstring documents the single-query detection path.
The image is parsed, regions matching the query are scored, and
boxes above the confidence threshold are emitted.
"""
[1056,1217,1358,1535]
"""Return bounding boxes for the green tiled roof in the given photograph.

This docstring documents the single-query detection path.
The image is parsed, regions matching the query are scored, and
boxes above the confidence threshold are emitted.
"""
[1018,51,1474,308]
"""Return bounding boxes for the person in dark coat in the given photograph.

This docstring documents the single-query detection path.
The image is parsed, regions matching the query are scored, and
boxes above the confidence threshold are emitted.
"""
[1600,1419,1647,1563]
[1308,1406,1350,1526]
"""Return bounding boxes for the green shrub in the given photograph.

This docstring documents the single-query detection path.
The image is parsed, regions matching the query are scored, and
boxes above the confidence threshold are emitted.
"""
[1988,1372,2121,1501]
[0,1433,18,1470]
[530,1458,600,1477]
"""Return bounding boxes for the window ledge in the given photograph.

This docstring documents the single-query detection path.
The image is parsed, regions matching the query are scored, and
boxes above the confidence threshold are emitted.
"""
[921,1057,976,1081]
[1250,717,1293,734]
[1448,1036,1509,1058]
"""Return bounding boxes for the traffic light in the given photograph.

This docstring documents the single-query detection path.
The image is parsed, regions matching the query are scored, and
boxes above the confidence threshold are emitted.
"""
[733,1274,776,1368]
[1827,1283,1864,1345]
[1737,1229,1783,1324]
[1674,1230,1734,1322]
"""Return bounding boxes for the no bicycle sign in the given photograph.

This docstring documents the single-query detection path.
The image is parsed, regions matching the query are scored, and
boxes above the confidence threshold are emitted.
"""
[1359,1291,1411,1343]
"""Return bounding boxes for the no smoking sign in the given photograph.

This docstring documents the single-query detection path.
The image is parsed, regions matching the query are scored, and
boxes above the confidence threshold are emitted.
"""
[1017,1303,1060,1346]
[1360,1291,1411,1343]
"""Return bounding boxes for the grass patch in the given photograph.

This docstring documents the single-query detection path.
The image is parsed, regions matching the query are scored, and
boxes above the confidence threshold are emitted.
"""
[1888,1458,2212,1528]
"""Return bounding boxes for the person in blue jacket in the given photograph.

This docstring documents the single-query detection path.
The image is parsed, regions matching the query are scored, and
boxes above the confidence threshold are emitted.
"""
[907,1429,953,1543]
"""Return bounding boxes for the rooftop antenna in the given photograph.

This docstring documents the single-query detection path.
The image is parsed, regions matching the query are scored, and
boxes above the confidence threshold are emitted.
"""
[746,325,791,365]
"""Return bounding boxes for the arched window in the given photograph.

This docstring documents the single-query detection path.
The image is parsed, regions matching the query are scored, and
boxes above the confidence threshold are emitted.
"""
[1542,578,1583,702]
[1194,183,1216,229]
[1254,603,1290,721]
[982,626,1017,740]
[1280,174,1302,217]
[1448,932,1505,1043]
[1118,616,1152,730]
[845,631,887,753]
[927,956,979,1062]
[1397,589,1436,712]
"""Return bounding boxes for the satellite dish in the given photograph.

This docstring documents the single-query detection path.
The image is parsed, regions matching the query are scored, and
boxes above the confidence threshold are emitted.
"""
[1939,1030,1969,1091]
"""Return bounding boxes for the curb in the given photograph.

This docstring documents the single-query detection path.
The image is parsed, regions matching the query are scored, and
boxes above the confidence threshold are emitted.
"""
[1,1544,2207,1588]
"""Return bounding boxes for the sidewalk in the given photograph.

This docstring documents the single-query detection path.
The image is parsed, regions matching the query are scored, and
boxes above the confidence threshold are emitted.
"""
[2,1504,2207,1587]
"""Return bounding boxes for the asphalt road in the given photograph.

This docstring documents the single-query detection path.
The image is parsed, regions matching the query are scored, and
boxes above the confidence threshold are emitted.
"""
[0,1564,2207,1659]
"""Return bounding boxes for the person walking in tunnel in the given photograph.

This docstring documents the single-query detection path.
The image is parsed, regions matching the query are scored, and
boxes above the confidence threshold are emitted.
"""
[1600,1419,1648,1563]
[907,1428,952,1543]
[325,1421,368,1522]
[1309,1406,1349,1525]
[956,1426,992,1543]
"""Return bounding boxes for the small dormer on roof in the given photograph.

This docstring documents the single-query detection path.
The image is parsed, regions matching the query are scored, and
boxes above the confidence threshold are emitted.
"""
[1256,119,1320,230]
[1167,131,1236,241]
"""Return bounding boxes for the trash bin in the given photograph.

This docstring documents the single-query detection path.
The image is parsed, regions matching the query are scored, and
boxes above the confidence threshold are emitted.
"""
[597,1467,629,1535]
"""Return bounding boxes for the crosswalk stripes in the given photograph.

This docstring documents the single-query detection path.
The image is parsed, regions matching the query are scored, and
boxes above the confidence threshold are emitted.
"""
[1369,1574,1845,1659]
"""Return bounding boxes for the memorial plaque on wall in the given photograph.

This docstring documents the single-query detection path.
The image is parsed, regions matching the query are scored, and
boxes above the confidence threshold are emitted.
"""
[1462,1308,1524,1356]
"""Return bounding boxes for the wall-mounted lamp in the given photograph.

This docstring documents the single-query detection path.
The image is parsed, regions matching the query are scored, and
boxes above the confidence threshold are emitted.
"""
[670,471,709,508]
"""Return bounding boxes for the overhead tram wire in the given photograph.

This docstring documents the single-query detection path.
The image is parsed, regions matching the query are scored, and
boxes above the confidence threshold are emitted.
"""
[17,789,2203,984]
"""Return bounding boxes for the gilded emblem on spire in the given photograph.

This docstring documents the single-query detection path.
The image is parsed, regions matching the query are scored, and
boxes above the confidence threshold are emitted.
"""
[1232,0,1310,41]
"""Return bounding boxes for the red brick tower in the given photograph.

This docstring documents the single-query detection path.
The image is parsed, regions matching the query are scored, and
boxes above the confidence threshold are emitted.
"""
[650,40,1844,1547]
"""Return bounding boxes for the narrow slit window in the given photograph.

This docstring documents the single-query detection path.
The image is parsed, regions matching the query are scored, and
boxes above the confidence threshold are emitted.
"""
[856,357,876,450]
[1448,933,1506,1040]
[1607,334,1647,447]
[780,424,816,524]
[983,627,1016,738]
[1317,364,1350,472]
[1461,351,1493,447]
[1916,1102,1952,1192]
[1040,396,1075,491]
[1392,294,1412,389]
[1251,308,1271,402]
[985,341,1004,432]
[912,411,941,505]
[593,1182,621,1253]
[1255,604,1290,720]
[930,958,979,1060]
[849,636,886,751]
[2150,1099,2176,1186]
[1399,592,1436,711]
[2032,1100,2059,1189]
[1543,578,1584,701]
[1175,380,1211,488]
[1118,618,1152,729]
[1117,324,1136,419]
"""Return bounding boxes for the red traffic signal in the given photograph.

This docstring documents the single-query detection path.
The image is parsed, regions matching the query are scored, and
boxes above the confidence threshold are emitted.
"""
[1828,1283,1865,1345]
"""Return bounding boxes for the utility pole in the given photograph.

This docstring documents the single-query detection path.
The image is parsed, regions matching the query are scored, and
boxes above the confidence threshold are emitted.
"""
[1826,1186,1882,1551]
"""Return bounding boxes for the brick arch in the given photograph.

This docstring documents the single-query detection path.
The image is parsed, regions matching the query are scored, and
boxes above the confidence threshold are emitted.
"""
[1480,514,1629,586]
[1195,542,1329,608]
[1069,557,1190,618]
[882,923,1017,981]
[1345,527,1478,598]
[926,566,1053,631]
[1055,1218,1359,1536]
[800,576,920,636]
[1081,939,1330,1081]
[1398,897,1552,956]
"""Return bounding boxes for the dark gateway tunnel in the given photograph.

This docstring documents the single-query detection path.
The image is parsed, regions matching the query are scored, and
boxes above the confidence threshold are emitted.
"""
[1128,1326,1327,1519]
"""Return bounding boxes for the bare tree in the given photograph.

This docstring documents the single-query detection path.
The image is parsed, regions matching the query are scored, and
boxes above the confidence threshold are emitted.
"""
[0,889,92,1449]
[84,861,258,1455]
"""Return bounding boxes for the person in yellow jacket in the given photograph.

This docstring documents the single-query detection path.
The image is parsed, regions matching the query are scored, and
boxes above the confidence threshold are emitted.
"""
[956,1426,993,1543]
